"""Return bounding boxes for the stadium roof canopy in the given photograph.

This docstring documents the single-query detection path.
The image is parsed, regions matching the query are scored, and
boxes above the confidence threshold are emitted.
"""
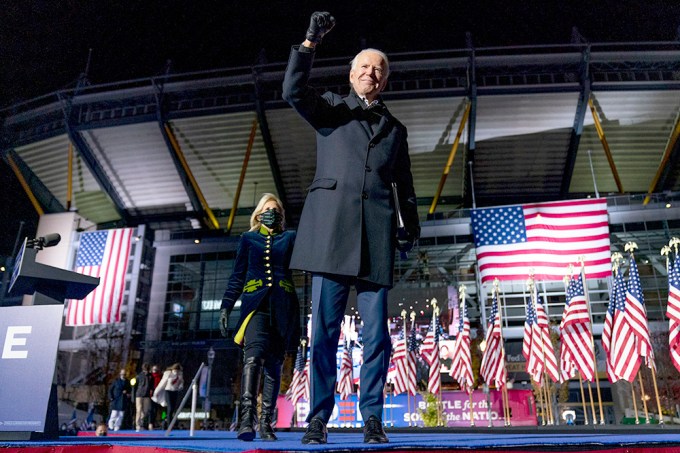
[2,41,680,235]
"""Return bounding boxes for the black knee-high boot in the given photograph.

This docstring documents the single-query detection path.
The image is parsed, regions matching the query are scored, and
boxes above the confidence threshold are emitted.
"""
[238,357,263,441]
[259,361,282,441]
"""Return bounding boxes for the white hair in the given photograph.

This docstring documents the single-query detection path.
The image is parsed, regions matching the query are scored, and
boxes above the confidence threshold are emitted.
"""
[350,48,390,77]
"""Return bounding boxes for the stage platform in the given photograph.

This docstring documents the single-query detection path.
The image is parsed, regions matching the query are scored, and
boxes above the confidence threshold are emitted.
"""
[2,426,680,453]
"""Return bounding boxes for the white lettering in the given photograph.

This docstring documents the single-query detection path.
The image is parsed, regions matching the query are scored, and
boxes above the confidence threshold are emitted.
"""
[2,326,32,359]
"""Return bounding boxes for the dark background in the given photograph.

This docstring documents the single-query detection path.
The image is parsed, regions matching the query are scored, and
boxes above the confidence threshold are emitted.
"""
[1,0,679,256]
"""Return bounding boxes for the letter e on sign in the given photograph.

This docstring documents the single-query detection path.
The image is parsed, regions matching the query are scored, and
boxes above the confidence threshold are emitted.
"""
[2,326,32,359]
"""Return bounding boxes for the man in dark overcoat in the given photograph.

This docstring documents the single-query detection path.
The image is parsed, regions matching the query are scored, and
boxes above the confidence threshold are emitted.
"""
[107,369,131,431]
[282,11,420,445]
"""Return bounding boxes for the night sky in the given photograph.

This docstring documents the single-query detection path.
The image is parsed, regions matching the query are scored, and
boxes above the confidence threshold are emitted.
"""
[1,0,678,255]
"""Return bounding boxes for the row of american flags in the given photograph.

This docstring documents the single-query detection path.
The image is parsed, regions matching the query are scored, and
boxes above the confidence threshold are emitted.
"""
[284,246,678,416]
[285,302,463,408]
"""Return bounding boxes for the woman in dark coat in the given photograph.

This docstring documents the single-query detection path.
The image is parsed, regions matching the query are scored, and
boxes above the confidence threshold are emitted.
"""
[220,193,300,441]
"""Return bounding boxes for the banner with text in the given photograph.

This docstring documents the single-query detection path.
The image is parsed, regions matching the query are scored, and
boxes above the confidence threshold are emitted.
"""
[0,305,63,433]
[278,389,537,428]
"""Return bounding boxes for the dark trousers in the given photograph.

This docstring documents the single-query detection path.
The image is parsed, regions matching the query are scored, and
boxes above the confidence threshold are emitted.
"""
[243,310,286,366]
[307,273,391,423]
[166,390,179,424]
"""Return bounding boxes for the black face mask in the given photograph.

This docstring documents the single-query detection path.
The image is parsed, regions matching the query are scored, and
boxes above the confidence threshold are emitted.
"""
[260,209,283,229]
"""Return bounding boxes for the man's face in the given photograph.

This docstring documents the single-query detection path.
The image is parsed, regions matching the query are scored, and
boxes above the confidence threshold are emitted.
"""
[96,425,107,436]
[349,51,388,101]
[152,366,158,373]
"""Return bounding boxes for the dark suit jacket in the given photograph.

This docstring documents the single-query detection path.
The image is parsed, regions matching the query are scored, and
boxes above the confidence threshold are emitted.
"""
[282,46,420,287]
[221,228,300,351]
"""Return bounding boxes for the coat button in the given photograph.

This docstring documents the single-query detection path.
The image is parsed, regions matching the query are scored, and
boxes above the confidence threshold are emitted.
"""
[362,192,368,199]
[369,143,375,148]
[365,166,372,172]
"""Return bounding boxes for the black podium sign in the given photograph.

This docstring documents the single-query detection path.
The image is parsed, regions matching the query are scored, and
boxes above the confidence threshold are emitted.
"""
[0,305,63,437]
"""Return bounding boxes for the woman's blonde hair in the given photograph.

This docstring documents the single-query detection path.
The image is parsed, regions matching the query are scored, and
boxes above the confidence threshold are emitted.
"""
[249,193,285,232]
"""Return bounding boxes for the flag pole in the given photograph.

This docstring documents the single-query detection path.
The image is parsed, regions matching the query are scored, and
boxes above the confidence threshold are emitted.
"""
[400,309,410,426]
[494,279,511,426]
[630,382,640,424]
[430,299,443,427]
[577,373,589,425]
[586,380,597,425]
[648,347,665,424]
[410,310,417,427]
[435,304,443,427]
[579,258,605,424]
[636,373,650,424]
[459,285,475,427]
[543,378,554,425]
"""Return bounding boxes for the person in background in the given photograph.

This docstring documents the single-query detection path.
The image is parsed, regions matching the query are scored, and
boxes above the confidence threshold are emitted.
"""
[95,423,108,437]
[219,193,300,442]
[153,363,184,428]
[282,11,419,445]
[134,363,152,431]
[148,364,162,429]
[108,369,131,431]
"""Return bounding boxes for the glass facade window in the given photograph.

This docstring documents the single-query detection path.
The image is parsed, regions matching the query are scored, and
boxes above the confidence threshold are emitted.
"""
[162,251,235,341]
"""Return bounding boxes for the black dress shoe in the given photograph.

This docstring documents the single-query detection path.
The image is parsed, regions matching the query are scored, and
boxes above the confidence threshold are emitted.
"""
[363,416,389,444]
[301,417,327,444]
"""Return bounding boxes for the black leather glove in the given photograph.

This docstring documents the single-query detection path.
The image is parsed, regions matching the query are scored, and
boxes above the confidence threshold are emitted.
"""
[219,308,230,337]
[306,11,336,43]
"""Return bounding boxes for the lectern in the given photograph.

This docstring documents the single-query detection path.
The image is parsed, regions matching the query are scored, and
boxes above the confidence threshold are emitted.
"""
[0,238,99,440]
[9,237,100,305]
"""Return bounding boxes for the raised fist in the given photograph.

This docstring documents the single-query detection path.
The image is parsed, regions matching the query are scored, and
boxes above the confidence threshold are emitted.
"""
[306,11,336,44]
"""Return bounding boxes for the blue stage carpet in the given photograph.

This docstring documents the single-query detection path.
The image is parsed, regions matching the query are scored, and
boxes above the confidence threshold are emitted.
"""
[2,427,680,453]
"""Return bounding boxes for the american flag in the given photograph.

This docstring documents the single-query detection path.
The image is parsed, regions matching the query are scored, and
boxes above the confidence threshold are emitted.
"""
[610,265,640,382]
[391,325,408,395]
[470,198,611,283]
[602,267,622,382]
[625,255,655,370]
[522,292,536,363]
[525,288,559,385]
[667,253,680,373]
[535,292,560,384]
[422,313,442,394]
[66,228,133,326]
[286,343,309,406]
[480,291,507,390]
[404,320,419,396]
[559,274,595,382]
[559,279,577,382]
[336,340,354,400]
[450,300,474,393]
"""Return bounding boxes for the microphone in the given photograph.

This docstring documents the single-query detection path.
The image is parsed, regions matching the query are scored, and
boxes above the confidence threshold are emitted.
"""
[26,233,61,250]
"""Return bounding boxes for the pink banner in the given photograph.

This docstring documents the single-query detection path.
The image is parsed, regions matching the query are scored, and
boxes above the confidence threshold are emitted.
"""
[278,389,537,428]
